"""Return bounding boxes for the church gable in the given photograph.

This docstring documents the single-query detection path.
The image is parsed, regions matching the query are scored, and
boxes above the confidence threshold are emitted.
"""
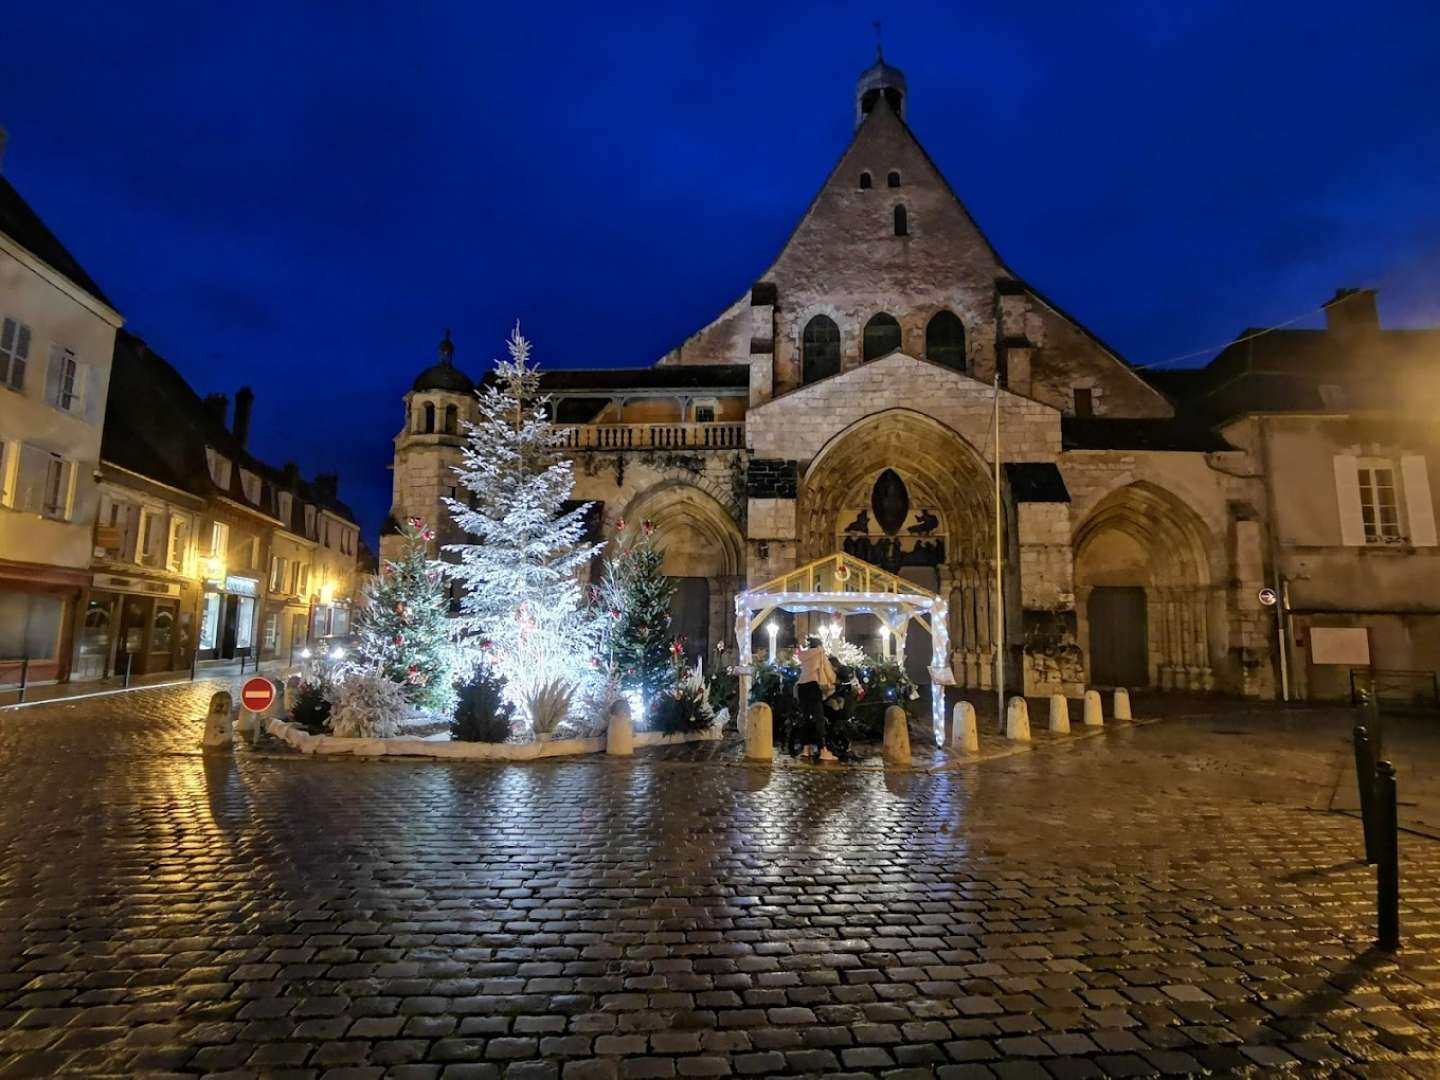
[658,58,1172,421]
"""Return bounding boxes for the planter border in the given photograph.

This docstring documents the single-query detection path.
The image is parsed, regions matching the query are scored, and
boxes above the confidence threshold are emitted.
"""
[262,715,723,760]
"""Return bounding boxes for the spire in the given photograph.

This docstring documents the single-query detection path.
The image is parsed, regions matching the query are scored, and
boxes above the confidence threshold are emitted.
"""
[855,44,906,128]
[438,328,454,366]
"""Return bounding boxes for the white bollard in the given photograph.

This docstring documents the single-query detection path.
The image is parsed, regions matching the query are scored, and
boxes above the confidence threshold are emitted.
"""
[606,699,634,757]
[951,701,979,754]
[1113,687,1132,721]
[1049,694,1070,734]
[883,705,911,765]
[1005,696,1031,742]
[201,691,234,750]
[1083,689,1104,726]
[745,703,773,761]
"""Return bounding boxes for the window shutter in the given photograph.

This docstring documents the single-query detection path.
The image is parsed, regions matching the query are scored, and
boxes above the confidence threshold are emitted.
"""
[84,364,104,423]
[1333,455,1366,546]
[44,348,65,407]
[17,446,47,513]
[1402,456,1437,547]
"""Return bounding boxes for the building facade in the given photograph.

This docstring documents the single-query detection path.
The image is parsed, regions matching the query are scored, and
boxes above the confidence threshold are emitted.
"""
[82,330,362,681]
[0,174,124,685]
[385,59,1436,702]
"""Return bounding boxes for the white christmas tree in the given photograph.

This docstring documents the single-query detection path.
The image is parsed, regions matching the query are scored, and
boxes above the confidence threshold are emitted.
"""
[443,325,604,734]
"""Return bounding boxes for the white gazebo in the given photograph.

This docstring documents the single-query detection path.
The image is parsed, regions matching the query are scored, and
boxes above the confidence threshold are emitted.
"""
[733,553,954,748]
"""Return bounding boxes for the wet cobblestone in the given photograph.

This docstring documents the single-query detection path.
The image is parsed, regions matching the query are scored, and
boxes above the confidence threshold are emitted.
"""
[1,684,1439,1077]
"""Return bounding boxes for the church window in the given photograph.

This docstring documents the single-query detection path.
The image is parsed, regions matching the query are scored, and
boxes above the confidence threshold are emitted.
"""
[887,171,901,188]
[444,403,458,434]
[802,315,841,384]
[1073,388,1094,417]
[925,311,966,371]
[862,313,901,362]
[859,172,872,190]
[893,204,908,236]
[422,402,435,434]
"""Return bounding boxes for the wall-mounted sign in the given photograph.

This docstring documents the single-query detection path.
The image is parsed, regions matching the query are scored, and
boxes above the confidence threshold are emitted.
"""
[225,576,258,597]
[91,574,181,598]
[1310,627,1370,666]
[1257,587,1278,607]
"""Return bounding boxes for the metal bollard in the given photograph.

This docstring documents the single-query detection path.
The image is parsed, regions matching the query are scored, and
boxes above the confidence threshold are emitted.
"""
[1376,759,1400,950]
[1354,725,1379,865]
[16,657,29,703]
[124,652,133,689]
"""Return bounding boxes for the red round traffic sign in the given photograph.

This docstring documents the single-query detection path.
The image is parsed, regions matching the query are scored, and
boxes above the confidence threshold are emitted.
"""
[241,677,276,713]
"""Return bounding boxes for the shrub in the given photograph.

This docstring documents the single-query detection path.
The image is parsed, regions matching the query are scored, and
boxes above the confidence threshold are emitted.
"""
[290,683,332,734]
[327,672,407,739]
[650,662,715,734]
[451,665,514,743]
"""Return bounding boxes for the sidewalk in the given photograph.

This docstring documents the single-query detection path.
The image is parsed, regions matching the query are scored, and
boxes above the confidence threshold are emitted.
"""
[0,657,299,710]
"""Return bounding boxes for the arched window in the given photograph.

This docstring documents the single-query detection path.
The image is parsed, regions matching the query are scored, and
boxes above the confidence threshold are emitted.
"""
[863,313,902,362]
[887,171,901,188]
[893,204,908,236]
[925,310,966,371]
[859,172,872,190]
[422,402,435,434]
[444,403,458,434]
[802,315,841,385]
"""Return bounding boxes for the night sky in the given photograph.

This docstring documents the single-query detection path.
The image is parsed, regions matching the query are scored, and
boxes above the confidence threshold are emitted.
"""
[4,2,1438,539]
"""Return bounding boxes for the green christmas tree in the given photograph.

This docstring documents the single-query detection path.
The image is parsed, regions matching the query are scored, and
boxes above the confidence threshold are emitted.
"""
[599,519,675,706]
[355,516,457,715]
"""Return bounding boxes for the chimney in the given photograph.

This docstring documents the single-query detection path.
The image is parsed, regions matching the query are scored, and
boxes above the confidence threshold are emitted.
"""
[1323,288,1379,338]
[233,386,254,449]
[202,392,229,429]
[315,472,338,498]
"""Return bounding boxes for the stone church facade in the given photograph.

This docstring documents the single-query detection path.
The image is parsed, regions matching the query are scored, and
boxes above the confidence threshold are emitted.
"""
[385,58,1291,700]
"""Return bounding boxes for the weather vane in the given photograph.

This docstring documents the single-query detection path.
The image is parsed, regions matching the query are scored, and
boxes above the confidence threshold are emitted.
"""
[873,21,883,61]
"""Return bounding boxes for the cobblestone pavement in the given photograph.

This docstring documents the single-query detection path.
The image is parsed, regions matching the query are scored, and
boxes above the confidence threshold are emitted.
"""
[2,685,1439,1078]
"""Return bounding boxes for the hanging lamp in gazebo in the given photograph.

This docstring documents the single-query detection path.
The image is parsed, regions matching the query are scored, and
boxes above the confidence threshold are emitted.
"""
[733,553,954,748]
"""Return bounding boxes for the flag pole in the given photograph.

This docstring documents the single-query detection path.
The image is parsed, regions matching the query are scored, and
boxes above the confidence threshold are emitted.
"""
[993,369,1004,728]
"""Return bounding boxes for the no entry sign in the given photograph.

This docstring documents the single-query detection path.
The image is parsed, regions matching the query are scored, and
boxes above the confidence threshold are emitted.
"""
[241,677,276,714]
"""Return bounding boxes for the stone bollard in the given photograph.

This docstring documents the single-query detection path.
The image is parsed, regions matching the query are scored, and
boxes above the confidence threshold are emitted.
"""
[606,699,634,757]
[1049,694,1070,734]
[1083,689,1104,726]
[283,675,302,713]
[951,701,979,754]
[883,705,911,765]
[202,691,234,751]
[1113,687,1132,721]
[1005,696,1031,742]
[745,702,773,761]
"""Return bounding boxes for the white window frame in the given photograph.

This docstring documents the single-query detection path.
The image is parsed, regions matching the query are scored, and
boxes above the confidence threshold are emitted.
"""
[40,454,73,521]
[209,520,229,560]
[0,316,31,392]
[47,346,82,414]
[1357,458,1404,544]
[205,448,232,491]
[136,508,165,568]
[167,515,189,573]
[239,468,261,505]
[304,505,316,540]
[278,491,293,527]
[692,398,719,424]
[0,439,13,507]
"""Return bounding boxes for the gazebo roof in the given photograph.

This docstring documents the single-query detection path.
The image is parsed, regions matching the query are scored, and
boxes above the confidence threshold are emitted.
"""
[745,553,938,603]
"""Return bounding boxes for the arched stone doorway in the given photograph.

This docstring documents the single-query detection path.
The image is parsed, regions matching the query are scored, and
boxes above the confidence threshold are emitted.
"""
[619,484,745,665]
[1073,482,1216,691]
[799,409,998,688]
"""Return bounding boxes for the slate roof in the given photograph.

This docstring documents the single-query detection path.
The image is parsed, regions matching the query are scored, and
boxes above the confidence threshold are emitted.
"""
[0,175,113,308]
[104,329,358,525]
[1062,417,1233,453]
[474,365,749,393]
[1003,462,1070,503]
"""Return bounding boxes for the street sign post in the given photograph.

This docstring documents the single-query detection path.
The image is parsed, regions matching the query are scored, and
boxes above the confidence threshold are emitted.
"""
[241,677,276,715]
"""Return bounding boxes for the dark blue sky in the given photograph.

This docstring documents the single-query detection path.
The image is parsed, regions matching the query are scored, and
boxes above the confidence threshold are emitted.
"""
[4,2,1438,539]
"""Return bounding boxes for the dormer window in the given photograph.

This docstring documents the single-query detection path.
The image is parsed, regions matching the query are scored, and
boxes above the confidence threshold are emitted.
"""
[887,171,901,188]
[859,172,873,190]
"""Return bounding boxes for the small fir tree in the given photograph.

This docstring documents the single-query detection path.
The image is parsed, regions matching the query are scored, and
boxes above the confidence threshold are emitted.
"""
[355,516,457,715]
[598,519,675,707]
[443,325,604,730]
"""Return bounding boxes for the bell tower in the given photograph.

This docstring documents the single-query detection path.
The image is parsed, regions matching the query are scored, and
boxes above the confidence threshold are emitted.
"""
[855,38,906,127]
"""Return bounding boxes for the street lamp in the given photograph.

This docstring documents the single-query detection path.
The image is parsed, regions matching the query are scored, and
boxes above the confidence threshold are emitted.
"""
[766,621,779,662]
[879,623,892,660]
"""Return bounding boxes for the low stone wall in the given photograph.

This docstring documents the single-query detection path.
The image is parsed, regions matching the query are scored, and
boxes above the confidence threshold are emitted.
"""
[262,716,723,760]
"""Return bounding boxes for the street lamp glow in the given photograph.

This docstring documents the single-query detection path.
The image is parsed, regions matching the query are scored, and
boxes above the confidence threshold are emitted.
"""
[766,621,779,662]
[300,648,312,659]
[879,624,891,659]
